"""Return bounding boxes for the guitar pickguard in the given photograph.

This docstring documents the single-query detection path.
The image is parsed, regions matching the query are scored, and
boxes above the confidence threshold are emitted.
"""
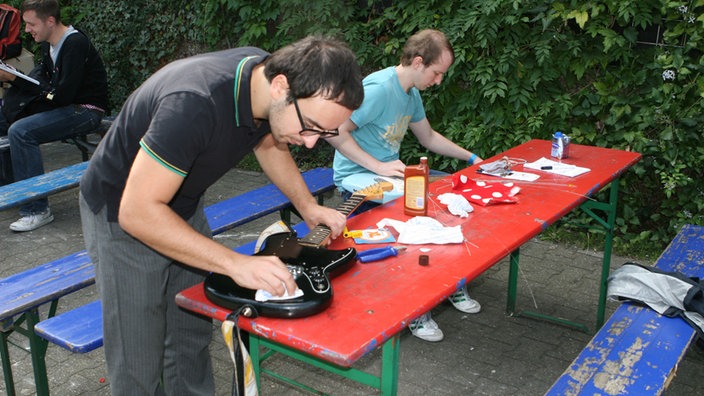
[204,231,357,318]
[204,180,391,318]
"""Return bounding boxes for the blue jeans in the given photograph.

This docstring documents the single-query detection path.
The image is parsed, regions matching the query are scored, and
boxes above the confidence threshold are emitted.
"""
[4,105,102,214]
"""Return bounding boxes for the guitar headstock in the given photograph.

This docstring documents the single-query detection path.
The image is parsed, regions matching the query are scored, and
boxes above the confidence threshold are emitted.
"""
[354,181,394,202]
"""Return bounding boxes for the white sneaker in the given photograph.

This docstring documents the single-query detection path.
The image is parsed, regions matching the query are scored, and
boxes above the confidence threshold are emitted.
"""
[448,286,481,314]
[408,312,444,342]
[10,209,54,232]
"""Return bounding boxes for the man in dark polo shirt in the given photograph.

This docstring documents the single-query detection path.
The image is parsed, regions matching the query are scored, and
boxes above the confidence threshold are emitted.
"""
[79,36,363,395]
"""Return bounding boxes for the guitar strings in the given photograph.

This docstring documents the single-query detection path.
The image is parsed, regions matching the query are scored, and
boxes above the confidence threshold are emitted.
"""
[426,177,546,310]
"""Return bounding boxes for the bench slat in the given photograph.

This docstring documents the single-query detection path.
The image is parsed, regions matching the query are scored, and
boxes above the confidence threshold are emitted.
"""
[548,303,694,395]
[3,166,332,396]
[546,224,704,395]
[0,161,88,211]
[2,167,333,322]
[34,300,103,353]
[0,251,94,320]
[8,169,329,356]
[205,167,334,234]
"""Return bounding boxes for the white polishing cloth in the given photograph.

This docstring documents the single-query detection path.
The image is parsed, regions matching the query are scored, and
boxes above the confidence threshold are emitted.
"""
[376,216,464,244]
[438,193,474,217]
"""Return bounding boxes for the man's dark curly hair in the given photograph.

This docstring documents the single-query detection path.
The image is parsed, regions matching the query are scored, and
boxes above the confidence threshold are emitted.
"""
[264,35,364,110]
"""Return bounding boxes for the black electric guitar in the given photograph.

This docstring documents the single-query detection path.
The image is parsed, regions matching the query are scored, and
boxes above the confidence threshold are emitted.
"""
[204,181,393,318]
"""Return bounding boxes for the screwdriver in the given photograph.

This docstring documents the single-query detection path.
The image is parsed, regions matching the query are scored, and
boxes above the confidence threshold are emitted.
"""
[357,245,407,263]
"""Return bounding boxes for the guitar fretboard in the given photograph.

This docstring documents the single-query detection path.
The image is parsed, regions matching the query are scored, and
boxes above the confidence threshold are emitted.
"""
[298,192,367,247]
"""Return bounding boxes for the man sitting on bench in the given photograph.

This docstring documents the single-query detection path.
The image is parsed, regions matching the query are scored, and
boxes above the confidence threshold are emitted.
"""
[0,0,107,232]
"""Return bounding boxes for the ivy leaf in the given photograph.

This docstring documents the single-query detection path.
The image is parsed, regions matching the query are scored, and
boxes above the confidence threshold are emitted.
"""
[567,10,589,29]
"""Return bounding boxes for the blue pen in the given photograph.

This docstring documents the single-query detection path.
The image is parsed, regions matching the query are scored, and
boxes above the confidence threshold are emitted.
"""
[357,245,407,263]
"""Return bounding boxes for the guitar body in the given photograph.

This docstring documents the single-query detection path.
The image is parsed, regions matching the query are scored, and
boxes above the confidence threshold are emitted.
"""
[204,180,391,318]
[204,231,357,318]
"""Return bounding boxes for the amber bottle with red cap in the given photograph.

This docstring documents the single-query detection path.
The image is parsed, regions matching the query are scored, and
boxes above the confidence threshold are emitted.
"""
[404,156,428,216]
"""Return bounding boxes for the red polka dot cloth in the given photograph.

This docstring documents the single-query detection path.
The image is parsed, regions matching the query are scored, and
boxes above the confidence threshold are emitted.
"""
[451,173,521,206]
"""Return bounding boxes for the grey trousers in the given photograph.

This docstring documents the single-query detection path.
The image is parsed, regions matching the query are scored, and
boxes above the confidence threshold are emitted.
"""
[80,194,214,395]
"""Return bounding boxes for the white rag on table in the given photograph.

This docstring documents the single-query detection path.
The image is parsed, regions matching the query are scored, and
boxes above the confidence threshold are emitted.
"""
[376,216,464,244]
[437,193,474,218]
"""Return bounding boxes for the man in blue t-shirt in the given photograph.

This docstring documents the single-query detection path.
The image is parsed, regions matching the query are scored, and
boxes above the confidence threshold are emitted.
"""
[329,29,483,343]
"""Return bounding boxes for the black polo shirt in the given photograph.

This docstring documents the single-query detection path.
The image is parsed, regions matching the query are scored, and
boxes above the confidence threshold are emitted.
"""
[81,48,271,222]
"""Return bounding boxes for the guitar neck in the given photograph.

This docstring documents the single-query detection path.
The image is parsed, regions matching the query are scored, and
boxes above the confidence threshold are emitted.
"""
[298,192,368,247]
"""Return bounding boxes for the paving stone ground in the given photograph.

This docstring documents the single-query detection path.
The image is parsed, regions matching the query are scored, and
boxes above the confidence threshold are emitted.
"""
[2,141,703,395]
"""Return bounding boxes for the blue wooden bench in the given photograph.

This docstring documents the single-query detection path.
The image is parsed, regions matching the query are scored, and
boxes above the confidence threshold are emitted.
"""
[205,167,334,235]
[0,161,88,212]
[545,224,704,395]
[0,251,93,396]
[0,118,112,187]
[1,167,334,396]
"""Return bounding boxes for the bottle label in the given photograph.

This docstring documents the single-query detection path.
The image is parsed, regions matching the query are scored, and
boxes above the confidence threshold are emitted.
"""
[405,176,426,210]
[551,134,570,159]
[551,138,563,158]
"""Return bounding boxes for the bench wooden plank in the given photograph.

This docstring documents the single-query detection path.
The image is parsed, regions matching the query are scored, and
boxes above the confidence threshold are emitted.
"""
[33,300,103,353]
[546,224,704,395]
[3,168,333,323]
[0,161,88,212]
[23,170,331,352]
[0,251,94,322]
[0,116,111,187]
[205,167,334,234]
[0,118,112,207]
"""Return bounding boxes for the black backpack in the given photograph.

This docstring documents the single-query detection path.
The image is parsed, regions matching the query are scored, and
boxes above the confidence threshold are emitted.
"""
[0,4,21,60]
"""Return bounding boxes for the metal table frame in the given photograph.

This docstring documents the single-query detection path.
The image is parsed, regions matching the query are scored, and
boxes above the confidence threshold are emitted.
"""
[506,175,620,333]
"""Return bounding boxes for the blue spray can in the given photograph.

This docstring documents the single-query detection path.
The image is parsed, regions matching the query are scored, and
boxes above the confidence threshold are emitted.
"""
[551,131,570,159]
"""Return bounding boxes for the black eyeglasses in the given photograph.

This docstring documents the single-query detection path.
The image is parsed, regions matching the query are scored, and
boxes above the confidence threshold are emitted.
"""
[292,98,339,138]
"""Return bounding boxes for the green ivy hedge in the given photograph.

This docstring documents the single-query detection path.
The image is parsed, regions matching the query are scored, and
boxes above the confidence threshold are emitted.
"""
[12,0,702,257]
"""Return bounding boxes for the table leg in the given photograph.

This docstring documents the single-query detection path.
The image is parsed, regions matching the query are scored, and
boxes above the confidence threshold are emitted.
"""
[1,327,17,396]
[506,249,520,315]
[506,178,621,333]
[380,334,400,396]
[252,334,399,395]
[249,333,262,391]
[580,179,620,330]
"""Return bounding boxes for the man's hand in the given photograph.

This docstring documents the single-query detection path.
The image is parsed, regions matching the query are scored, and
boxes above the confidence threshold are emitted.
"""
[0,69,16,82]
[226,254,298,297]
[373,159,406,178]
[299,204,346,243]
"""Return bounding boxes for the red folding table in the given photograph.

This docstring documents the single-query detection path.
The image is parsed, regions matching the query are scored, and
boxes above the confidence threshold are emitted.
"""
[176,139,641,395]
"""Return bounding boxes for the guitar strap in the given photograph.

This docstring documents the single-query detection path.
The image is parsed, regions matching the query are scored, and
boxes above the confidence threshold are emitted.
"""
[222,305,259,396]
[254,220,292,253]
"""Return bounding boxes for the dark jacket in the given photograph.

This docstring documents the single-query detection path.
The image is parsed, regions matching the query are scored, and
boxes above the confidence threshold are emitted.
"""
[2,29,108,123]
